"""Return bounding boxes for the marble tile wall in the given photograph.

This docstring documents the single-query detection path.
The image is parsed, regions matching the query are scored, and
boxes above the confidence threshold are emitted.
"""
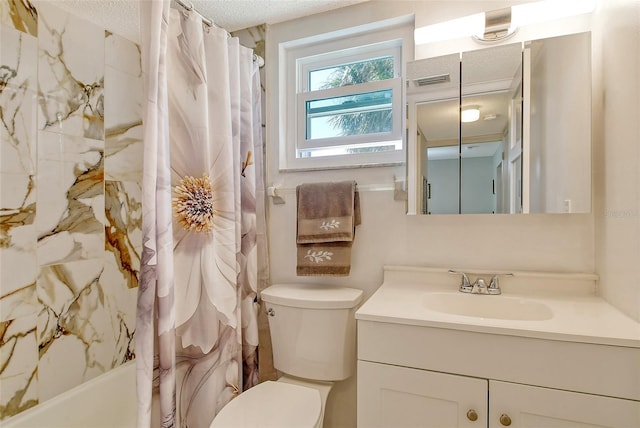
[0,0,142,420]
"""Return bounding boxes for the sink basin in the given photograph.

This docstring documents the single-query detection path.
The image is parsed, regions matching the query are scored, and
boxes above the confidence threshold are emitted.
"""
[422,292,553,321]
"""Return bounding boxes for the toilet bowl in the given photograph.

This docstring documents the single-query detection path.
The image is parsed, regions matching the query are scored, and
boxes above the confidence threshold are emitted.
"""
[210,376,333,428]
[210,283,363,428]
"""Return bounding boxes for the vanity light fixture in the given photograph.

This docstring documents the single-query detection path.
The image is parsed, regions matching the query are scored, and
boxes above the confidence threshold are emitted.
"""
[478,7,514,42]
[414,0,597,45]
[461,106,480,123]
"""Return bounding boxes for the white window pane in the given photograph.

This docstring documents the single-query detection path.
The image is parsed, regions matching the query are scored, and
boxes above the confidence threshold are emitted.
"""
[305,89,393,139]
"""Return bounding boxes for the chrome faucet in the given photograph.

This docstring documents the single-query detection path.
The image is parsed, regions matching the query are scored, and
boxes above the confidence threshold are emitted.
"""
[472,277,489,294]
[449,270,513,295]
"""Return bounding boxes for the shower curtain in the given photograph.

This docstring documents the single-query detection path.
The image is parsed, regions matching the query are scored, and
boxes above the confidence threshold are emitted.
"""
[136,1,266,426]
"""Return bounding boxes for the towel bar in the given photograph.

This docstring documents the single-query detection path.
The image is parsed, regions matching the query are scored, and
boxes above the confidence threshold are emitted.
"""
[267,178,406,204]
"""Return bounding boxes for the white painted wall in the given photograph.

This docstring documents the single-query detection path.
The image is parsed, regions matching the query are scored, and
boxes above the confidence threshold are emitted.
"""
[593,0,640,323]
[266,0,595,288]
[263,0,640,425]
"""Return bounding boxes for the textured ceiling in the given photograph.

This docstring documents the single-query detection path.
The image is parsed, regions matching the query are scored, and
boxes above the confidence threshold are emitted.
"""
[40,0,369,43]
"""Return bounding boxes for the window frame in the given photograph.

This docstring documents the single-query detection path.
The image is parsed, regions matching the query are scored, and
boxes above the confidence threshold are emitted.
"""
[280,24,411,171]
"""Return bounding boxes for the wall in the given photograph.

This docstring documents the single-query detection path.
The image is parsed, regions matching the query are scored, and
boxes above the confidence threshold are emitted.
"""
[593,0,640,322]
[0,0,142,420]
[266,2,597,426]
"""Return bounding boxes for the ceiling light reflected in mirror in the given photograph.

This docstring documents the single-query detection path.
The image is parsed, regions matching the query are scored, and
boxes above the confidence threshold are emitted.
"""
[461,107,480,123]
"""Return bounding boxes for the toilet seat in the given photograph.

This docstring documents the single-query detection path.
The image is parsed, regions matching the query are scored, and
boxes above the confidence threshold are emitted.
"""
[210,380,322,428]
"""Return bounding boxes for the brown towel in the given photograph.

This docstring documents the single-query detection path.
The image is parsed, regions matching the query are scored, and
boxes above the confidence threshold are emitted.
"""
[296,181,361,276]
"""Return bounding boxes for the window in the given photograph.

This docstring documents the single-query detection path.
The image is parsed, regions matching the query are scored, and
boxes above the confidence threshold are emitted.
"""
[279,21,412,170]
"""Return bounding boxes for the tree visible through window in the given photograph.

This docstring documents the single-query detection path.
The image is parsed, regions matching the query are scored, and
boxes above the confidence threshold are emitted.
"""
[318,57,395,143]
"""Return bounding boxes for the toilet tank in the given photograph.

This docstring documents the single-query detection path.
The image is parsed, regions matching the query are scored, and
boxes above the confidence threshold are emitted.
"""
[261,283,363,381]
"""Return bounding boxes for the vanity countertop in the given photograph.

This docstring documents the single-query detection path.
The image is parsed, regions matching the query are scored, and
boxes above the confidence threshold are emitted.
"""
[356,265,640,348]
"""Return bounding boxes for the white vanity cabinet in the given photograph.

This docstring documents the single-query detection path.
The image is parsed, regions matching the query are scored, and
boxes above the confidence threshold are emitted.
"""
[490,380,640,428]
[358,360,488,427]
[355,266,640,428]
[358,359,640,428]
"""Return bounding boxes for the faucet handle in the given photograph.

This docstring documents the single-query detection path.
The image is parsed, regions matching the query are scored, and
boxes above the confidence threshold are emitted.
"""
[449,270,471,290]
[489,275,500,289]
[488,273,513,293]
[461,273,471,287]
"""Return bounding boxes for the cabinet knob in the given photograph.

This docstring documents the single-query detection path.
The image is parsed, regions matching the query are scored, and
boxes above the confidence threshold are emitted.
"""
[466,409,478,421]
[500,414,512,426]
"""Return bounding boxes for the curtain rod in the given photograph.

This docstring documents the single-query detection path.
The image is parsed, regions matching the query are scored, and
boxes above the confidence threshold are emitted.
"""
[172,0,265,67]
[173,0,214,28]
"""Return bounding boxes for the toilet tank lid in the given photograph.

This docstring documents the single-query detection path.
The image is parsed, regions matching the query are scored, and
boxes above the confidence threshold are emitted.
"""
[261,283,363,309]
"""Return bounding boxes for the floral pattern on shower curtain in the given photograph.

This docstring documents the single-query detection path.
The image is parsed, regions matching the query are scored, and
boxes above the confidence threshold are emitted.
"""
[137,1,265,426]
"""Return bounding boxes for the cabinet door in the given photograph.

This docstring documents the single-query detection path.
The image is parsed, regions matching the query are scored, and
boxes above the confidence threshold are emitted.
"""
[358,361,488,428]
[490,380,640,428]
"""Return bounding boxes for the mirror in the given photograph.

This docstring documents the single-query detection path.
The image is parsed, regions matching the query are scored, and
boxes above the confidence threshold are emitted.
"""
[409,53,460,214]
[461,43,522,214]
[406,32,591,215]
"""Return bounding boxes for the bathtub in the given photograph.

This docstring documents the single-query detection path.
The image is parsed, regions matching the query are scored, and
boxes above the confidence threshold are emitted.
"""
[4,361,137,428]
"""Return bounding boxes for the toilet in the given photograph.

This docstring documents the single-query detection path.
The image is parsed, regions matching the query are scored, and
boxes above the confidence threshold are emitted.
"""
[210,283,364,428]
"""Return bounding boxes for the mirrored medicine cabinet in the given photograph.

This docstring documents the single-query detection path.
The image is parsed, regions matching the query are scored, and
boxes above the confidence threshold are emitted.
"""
[406,32,591,215]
